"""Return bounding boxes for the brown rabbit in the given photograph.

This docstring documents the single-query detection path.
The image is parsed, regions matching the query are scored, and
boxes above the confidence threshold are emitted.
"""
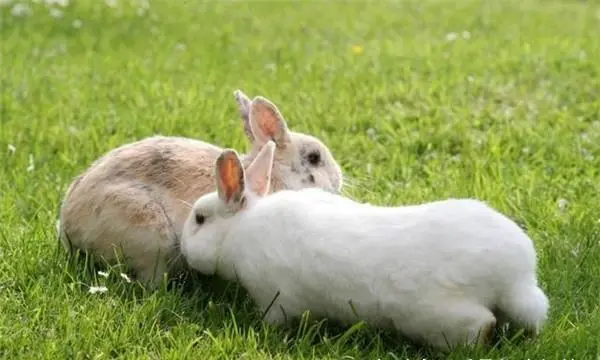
[59,90,343,286]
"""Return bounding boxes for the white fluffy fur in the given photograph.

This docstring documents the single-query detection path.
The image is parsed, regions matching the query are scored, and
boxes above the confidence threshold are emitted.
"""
[181,144,550,351]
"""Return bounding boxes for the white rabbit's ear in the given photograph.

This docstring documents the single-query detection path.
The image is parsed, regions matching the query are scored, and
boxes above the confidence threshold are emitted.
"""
[245,141,275,197]
[233,89,254,141]
[215,149,246,207]
[249,96,291,148]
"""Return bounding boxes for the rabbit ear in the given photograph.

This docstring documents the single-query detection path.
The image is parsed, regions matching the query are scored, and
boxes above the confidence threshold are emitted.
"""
[249,96,291,148]
[234,89,254,141]
[215,149,246,207]
[245,141,275,197]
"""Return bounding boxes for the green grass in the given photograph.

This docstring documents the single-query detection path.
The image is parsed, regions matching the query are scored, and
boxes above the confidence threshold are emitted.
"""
[1,0,600,358]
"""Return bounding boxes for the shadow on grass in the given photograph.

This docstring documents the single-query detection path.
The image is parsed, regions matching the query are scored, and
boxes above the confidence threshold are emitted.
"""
[53,242,537,359]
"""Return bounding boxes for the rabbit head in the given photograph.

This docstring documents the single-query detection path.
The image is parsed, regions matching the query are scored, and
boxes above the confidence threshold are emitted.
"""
[181,141,276,276]
[234,90,343,194]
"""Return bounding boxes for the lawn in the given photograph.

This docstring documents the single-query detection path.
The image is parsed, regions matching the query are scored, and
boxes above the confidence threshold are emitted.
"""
[1,0,599,358]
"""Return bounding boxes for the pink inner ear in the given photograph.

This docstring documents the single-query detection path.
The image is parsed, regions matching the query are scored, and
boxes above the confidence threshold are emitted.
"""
[219,154,244,203]
[256,106,280,139]
[251,177,268,196]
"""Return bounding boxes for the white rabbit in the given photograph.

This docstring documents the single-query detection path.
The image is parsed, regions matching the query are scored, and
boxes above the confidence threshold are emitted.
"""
[58,90,343,286]
[180,143,549,351]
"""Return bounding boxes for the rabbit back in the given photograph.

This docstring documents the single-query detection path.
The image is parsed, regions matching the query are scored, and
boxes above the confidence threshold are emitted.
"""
[60,136,222,282]
[223,191,547,349]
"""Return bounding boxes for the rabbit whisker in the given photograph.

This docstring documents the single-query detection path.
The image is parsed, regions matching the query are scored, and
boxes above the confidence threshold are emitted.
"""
[177,199,193,209]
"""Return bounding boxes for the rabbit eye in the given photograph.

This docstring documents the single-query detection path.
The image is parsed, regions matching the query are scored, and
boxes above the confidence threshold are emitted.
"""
[195,213,205,225]
[307,151,321,166]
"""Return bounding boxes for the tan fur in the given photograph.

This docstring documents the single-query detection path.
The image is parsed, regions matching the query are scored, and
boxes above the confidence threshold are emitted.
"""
[59,91,343,286]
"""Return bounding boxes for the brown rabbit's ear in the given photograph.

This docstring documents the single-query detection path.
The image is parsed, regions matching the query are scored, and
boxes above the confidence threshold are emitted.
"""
[215,149,245,207]
[233,89,253,141]
[245,141,275,197]
[249,96,291,148]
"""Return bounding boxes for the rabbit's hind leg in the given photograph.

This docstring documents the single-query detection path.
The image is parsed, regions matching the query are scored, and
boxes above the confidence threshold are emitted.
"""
[394,300,496,352]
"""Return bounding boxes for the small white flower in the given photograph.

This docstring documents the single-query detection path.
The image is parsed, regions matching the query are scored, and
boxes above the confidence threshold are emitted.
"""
[8,144,16,153]
[557,198,569,212]
[72,19,82,28]
[462,31,471,39]
[97,271,109,278]
[175,43,186,51]
[88,286,108,294]
[366,128,377,139]
[11,3,32,17]
[445,32,458,41]
[49,8,63,18]
[120,273,132,283]
[105,0,117,8]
